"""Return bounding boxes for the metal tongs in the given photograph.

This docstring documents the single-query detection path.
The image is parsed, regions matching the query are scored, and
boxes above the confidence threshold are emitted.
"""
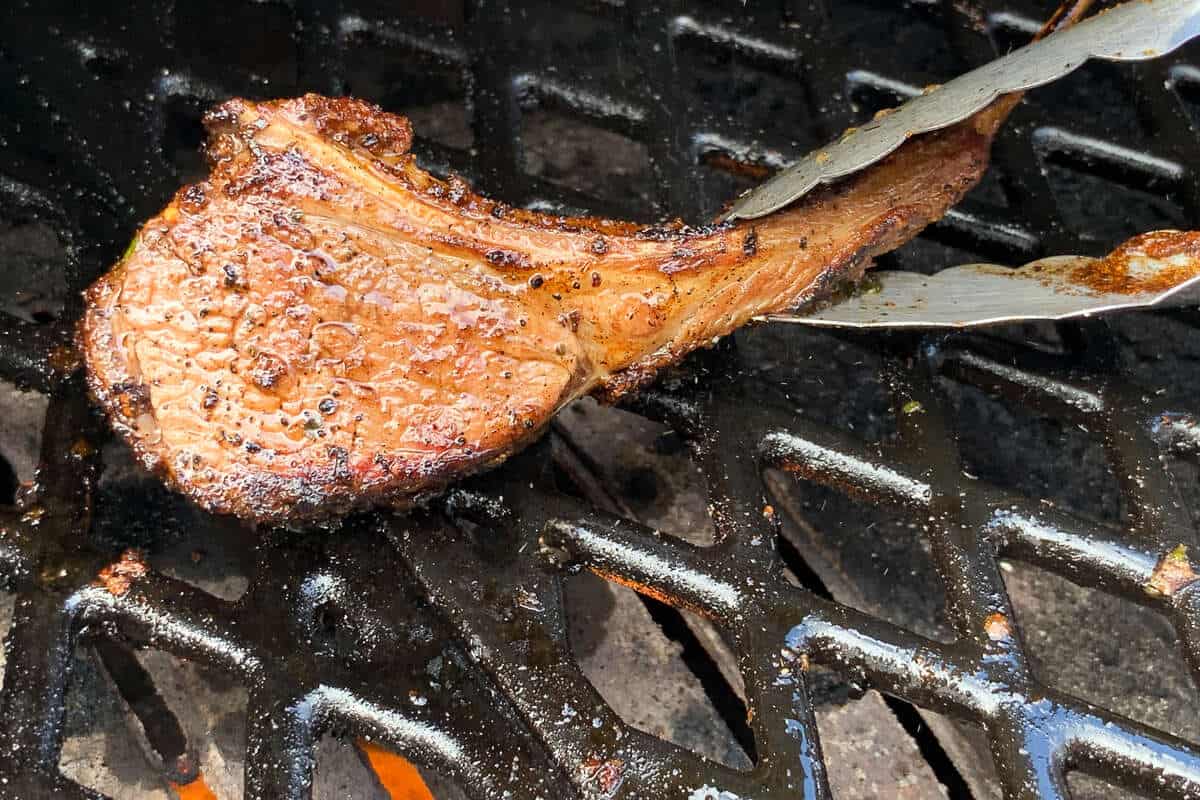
[727,0,1200,329]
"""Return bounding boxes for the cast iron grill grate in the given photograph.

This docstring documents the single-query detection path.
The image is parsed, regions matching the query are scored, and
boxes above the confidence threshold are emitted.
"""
[0,1,1199,798]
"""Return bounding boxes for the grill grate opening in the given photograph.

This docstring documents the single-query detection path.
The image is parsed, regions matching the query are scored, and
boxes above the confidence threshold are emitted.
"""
[0,219,67,324]
[640,596,757,765]
[1039,161,1189,247]
[173,1,299,93]
[141,521,252,604]
[520,110,657,213]
[1168,65,1200,130]
[672,34,810,157]
[945,379,1124,522]
[160,95,209,184]
[315,735,383,799]
[1108,312,1200,396]
[338,24,474,154]
[566,573,754,770]
[811,691,956,800]
[880,695,973,800]
[56,648,160,797]
[554,400,717,546]
[0,382,45,493]
[133,647,249,779]
[1002,561,1200,741]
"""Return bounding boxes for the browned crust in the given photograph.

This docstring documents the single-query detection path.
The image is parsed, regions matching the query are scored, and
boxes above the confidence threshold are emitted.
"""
[204,96,735,256]
[81,93,1001,524]
[80,269,557,522]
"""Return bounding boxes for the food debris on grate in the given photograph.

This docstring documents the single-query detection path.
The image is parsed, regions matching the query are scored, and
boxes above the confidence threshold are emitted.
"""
[1,1,1200,799]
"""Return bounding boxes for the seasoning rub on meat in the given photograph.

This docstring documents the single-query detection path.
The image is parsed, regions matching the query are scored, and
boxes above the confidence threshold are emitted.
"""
[81,94,1010,522]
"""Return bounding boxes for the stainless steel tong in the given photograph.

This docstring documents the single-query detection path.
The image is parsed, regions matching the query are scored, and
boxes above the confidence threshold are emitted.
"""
[724,0,1200,223]
[732,0,1200,329]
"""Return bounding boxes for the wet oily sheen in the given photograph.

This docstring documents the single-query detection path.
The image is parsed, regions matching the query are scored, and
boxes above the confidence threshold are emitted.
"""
[81,94,1006,522]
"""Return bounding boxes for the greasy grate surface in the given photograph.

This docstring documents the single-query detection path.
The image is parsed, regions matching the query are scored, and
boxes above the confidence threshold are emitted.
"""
[0,0,1199,798]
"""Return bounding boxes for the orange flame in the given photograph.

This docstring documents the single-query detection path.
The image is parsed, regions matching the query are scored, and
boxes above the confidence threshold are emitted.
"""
[170,774,218,800]
[357,740,435,800]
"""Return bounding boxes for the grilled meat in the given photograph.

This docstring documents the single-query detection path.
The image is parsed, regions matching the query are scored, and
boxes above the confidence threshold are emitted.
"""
[81,94,1008,522]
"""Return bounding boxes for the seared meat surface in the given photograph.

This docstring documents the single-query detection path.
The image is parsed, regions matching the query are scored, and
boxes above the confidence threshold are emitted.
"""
[82,94,1007,522]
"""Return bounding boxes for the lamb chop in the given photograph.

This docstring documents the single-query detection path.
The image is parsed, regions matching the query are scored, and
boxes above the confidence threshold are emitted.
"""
[84,0,1114,525]
[80,91,1006,523]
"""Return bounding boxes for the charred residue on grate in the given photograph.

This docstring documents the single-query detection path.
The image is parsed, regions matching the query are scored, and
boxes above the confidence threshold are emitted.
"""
[1,0,1200,798]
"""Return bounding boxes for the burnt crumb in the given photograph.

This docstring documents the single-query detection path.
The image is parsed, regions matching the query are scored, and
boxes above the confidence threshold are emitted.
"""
[268,212,315,250]
[799,236,808,249]
[528,273,545,289]
[634,222,717,242]
[111,381,152,419]
[250,353,288,391]
[591,237,609,255]
[202,390,219,410]
[742,229,758,256]
[491,204,506,219]
[327,445,351,481]
[318,397,337,415]
[591,271,602,287]
[244,441,262,453]
[558,310,581,332]
[181,183,208,211]
[359,132,379,148]
[94,550,148,597]
[486,248,529,268]
[222,264,248,290]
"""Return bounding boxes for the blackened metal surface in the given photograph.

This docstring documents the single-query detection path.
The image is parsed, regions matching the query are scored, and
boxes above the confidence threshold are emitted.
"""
[0,1,1198,799]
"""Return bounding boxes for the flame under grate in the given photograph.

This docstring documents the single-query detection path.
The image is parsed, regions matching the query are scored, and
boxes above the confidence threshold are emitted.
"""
[0,1,1199,798]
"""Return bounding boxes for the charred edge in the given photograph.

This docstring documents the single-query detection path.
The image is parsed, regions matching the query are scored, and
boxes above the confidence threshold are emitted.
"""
[179,427,549,524]
[592,350,678,405]
[109,380,153,421]
[198,94,752,270]
[485,248,531,268]
[742,229,758,257]
[94,549,149,597]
